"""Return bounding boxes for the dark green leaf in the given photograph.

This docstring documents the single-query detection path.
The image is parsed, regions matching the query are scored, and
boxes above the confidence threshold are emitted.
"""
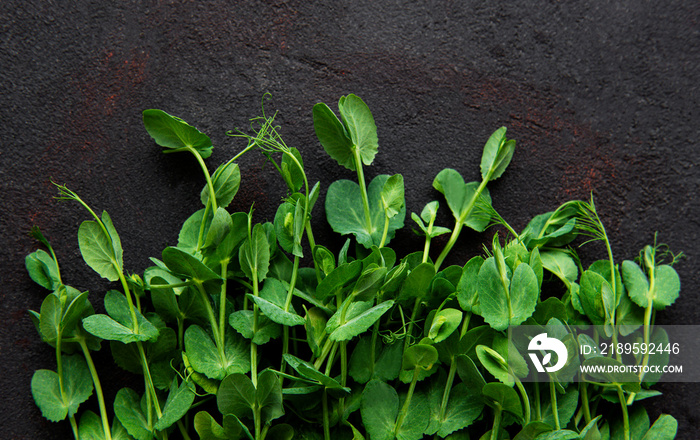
[154,379,196,431]
[325,175,406,248]
[185,326,250,380]
[201,161,241,208]
[329,300,394,342]
[381,174,405,219]
[480,127,515,182]
[143,109,213,158]
[26,249,61,290]
[217,373,256,420]
[162,247,221,283]
[229,310,281,345]
[313,102,355,170]
[31,355,93,422]
[361,380,398,440]
[114,388,151,440]
[239,224,271,282]
[482,383,522,419]
[642,415,677,440]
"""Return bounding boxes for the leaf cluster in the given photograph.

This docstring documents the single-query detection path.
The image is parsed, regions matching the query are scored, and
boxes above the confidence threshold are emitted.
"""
[25,95,681,440]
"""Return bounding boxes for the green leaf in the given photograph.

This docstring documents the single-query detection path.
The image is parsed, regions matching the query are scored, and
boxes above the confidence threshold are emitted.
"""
[338,94,379,166]
[194,411,243,440]
[313,245,336,276]
[257,369,285,424]
[83,290,159,343]
[480,127,515,182]
[239,223,271,282]
[578,270,612,326]
[541,388,579,429]
[313,102,355,170]
[249,278,305,326]
[402,343,439,370]
[162,247,221,283]
[229,310,281,345]
[478,258,539,331]
[274,201,297,256]
[621,260,680,311]
[217,373,256,420]
[282,354,349,395]
[78,216,121,282]
[329,300,394,342]
[203,207,234,251]
[281,147,305,191]
[349,336,403,384]
[202,161,241,208]
[351,265,388,301]
[482,382,523,419]
[457,256,484,312]
[436,383,484,437]
[540,250,578,286]
[513,422,554,440]
[154,379,196,431]
[642,415,677,440]
[432,168,492,232]
[325,175,406,248]
[361,380,399,440]
[428,308,462,343]
[31,355,93,422]
[78,411,133,440]
[185,326,250,380]
[397,262,436,305]
[26,249,61,290]
[381,174,405,219]
[114,388,151,440]
[143,109,213,158]
[316,259,363,300]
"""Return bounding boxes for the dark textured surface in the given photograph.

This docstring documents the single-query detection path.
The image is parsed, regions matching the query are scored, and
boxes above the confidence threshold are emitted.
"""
[2,1,698,438]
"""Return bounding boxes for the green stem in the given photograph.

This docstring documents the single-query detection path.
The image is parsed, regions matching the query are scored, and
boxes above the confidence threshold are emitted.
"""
[515,378,531,424]
[379,213,390,248]
[616,385,630,440]
[306,222,323,284]
[580,382,592,424]
[534,380,541,421]
[195,282,224,358]
[394,368,420,436]
[186,146,218,212]
[403,298,422,355]
[177,420,192,440]
[322,390,331,440]
[438,358,458,421]
[251,270,260,387]
[79,339,112,440]
[138,341,163,419]
[490,404,502,440]
[550,381,560,430]
[219,260,230,347]
[69,415,80,440]
[435,178,489,270]
[353,149,373,236]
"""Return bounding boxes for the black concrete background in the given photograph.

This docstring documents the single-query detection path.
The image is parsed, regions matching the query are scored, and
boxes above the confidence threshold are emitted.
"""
[2,1,698,438]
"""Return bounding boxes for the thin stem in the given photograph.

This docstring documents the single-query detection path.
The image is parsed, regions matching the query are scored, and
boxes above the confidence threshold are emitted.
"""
[379,213,390,248]
[580,381,592,424]
[306,222,323,284]
[617,385,630,440]
[402,298,422,355]
[435,178,489,270]
[69,415,80,440]
[219,260,230,347]
[80,339,112,440]
[138,341,163,419]
[534,380,541,421]
[251,270,260,387]
[515,378,531,424]
[490,404,502,440]
[322,390,331,440]
[550,381,560,430]
[394,367,420,436]
[353,149,373,236]
[438,358,458,421]
[177,420,192,440]
[195,282,224,357]
[186,146,218,212]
